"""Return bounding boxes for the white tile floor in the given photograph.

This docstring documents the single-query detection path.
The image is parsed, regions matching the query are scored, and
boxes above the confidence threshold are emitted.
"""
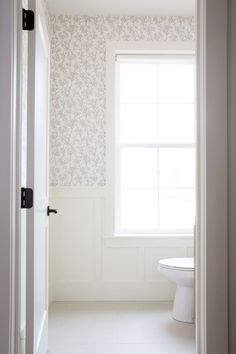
[48,302,195,354]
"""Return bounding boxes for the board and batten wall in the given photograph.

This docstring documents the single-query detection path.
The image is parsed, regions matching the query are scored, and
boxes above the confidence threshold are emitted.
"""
[49,187,194,301]
[49,15,195,301]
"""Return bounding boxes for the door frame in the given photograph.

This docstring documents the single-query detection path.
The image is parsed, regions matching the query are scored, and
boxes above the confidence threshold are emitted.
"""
[0,0,20,353]
[196,0,228,353]
[0,0,228,353]
[26,0,50,352]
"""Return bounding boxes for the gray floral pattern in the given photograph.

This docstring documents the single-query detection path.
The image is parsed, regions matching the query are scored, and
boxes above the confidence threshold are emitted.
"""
[49,15,195,186]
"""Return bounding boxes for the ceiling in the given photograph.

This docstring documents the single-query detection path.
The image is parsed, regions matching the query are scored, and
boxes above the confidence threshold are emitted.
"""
[47,0,195,17]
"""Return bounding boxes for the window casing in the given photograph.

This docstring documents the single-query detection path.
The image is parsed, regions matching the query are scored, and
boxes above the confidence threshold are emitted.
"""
[114,54,196,236]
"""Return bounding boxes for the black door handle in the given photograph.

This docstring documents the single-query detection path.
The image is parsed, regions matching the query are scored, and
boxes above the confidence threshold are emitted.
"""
[47,206,58,216]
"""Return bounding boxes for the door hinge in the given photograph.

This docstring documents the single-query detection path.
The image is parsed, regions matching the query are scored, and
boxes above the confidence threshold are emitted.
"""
[22,8,34,31]
[21,188,34,209]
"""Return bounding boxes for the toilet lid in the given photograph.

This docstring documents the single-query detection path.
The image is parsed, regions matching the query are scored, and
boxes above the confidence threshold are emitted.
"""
[159,257,194,270]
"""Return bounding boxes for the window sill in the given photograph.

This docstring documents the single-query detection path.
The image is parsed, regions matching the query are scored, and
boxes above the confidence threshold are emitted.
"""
[112,233,194,238]
[103,234,194,248]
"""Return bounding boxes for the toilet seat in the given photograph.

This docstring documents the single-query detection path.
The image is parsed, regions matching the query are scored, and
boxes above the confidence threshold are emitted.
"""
[159,257,194,271]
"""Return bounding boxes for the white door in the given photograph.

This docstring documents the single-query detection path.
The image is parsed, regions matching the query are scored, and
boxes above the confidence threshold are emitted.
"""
[26,1,50,353]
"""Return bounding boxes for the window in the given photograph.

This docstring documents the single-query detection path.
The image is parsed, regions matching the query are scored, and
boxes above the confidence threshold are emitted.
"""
[114,54,196,236]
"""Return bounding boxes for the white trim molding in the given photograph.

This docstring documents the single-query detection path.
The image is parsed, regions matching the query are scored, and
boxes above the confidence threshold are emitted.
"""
[0,0,19,353]
[105,40,196,239]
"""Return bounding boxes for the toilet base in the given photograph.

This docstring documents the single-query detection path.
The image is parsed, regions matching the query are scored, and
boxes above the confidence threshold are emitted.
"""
[172,285,194,323]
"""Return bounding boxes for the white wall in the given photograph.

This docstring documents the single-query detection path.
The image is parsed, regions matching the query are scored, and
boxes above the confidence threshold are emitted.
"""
[49,187,194,301]
[48,15,195,303]
[48,14,196,303]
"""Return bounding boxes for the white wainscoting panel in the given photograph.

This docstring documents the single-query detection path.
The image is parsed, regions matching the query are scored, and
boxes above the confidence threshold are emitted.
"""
[49,187,194,301]
[145,247,187,281]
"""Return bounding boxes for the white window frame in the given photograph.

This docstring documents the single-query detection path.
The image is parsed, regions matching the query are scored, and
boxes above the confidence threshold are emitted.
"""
[115,54,196,236]
[106,41,195,238]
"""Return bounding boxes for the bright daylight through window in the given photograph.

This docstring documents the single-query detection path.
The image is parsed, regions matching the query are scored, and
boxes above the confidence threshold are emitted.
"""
[115,55,196,235]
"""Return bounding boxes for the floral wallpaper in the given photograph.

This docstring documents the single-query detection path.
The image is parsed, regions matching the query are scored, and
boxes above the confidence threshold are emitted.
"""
[49,15,195,186]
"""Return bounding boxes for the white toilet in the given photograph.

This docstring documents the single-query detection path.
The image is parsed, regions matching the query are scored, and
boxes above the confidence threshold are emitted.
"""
[158,257,194,323]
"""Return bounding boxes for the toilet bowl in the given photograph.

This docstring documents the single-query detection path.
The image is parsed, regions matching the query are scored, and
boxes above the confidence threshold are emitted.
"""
[158,257,194,323]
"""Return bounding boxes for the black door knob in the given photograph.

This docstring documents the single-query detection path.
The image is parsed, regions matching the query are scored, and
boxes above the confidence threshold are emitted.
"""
[47,206,58,216]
